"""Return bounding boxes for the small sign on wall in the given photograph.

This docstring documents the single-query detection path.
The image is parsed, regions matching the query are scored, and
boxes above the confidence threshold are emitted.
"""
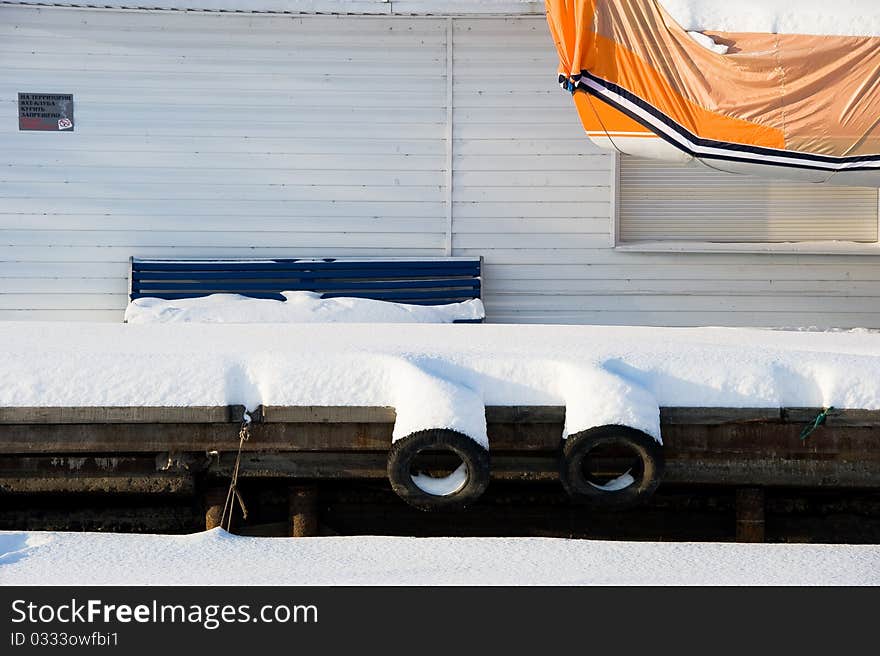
[18,93,74,131]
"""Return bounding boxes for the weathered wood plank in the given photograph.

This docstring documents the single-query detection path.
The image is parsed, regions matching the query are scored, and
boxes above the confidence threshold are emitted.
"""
[662,423,880,457]
[2,415,877,455]
[782,407,880,427]
[262,406,395,424]
[0,475,193,494]
[2,405,879,428]
[664,458,880,488]
[264,405,812,426]
[0,405,247,424]
[205,450,880,487]
[0,454,195,494]
[661,407,782,425]
[0,422,396,454]
[257,451,677,484]
[485,406,565,423]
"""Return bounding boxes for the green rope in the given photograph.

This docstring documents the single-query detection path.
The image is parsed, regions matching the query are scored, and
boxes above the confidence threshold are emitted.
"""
[799,407,835,441]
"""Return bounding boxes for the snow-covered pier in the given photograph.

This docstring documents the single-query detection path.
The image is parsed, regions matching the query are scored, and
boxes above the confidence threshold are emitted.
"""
[1,321,880,539]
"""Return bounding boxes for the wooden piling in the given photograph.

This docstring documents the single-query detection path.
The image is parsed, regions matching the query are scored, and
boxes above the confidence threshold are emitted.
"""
[736,487,765,543]
[204,486,228,531]
[289,484,319,537]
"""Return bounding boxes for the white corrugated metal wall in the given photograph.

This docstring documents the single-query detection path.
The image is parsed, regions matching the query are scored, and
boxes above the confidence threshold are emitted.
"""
[2,6,880,327]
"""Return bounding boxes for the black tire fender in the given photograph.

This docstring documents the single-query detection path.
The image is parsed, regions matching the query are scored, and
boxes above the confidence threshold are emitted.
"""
[559,425,664,508]
[387,429,490,512]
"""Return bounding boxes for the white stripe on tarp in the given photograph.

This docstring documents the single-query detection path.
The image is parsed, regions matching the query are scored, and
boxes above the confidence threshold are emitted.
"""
[580,76,880,172]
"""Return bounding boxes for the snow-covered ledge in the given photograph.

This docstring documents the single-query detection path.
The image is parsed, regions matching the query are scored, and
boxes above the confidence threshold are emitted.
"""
[0,1,547,15]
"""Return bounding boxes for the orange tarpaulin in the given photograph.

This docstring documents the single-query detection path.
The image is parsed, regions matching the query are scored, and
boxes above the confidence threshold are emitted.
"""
[545,0,880,185]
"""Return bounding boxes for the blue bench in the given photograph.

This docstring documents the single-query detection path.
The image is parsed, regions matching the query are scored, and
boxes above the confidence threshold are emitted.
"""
[129,257,484,321]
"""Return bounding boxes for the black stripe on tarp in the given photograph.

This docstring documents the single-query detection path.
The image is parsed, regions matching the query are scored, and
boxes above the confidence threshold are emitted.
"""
[574,71,880,172]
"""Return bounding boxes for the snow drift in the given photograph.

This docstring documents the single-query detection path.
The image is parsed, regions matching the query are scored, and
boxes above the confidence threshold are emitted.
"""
[125,292,485,325]
[2,528,879,585]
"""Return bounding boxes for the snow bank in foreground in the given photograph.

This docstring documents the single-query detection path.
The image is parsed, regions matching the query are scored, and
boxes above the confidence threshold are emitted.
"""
[661,1,880,37]
[1,529,878,585]
[125,292,485,324]
[3,323,880,448]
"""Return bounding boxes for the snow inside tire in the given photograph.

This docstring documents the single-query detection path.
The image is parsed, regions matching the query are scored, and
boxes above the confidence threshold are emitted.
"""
[387,429,490,511]
[559,425,664,508]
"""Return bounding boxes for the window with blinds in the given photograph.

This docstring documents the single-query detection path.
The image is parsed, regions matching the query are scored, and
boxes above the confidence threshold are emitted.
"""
[618,158,879,243]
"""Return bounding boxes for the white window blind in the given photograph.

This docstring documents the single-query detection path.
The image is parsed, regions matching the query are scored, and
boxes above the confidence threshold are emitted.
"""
[618,157,879,243]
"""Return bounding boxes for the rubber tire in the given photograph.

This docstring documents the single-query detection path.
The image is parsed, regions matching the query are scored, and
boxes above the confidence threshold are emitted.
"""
[387,429,490,512]
[559,425,664,508]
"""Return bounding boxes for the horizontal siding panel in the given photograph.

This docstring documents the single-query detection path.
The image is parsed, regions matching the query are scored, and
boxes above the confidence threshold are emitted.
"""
[453,154,612,171]
[0,16,445,41]
[453,171,604,186]
[5,58,445,78]
[0,166,441,189]
[0,44,445,64]
[0,168,441,187]
[3,90,447,109]
[452,217,610,234]
[0,310,124,321]
[1,247,443,262]
[1,77,441,96]
[0,104,448,126]
[0,294,127,310]
[453,233,611,249]
[454,139,601,156]
[484,294,880,313]
[453,124,578,140]
[455,247,880,266]
[1,230,444,249]
[453,186,607,203]
[0,262,129,278]
[0,118,446,139]
[0,183,446,203]
[2,216,446,233]
[0,200,447,217]
[453,92,569,110]
[485,263,880,282]
[3,153,445,170]
[483,311,880,327]
[452,201,608,218]
[1,278,127,294]
[486,278,880,296]
[1,137,446,155]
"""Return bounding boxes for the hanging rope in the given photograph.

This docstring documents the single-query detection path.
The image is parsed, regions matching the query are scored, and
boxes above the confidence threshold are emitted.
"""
[220,411,251,531]
[799,407,835,441]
